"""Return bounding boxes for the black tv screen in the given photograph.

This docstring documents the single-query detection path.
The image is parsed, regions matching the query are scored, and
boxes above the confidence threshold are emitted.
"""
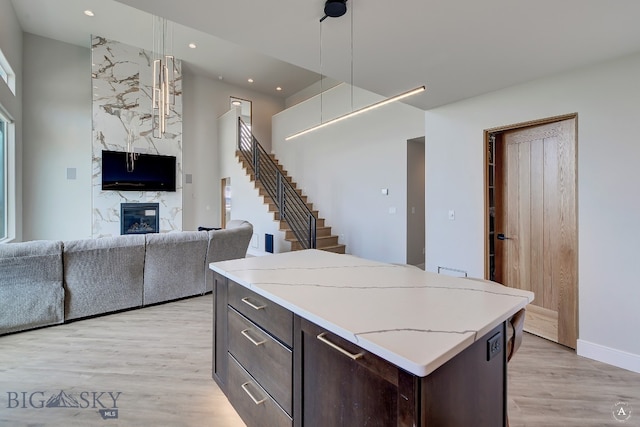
[101,150,176,192]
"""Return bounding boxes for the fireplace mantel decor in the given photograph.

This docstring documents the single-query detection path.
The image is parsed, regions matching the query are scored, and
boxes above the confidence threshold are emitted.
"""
[121,203,160,235]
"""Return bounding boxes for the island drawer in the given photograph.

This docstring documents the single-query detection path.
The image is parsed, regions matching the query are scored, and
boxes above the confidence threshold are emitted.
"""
[228,307,292,415]
[228,279,293,347]
[227,354,292,427]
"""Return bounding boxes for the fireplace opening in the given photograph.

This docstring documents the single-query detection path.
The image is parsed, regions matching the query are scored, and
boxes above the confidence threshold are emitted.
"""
[121,203,159,235]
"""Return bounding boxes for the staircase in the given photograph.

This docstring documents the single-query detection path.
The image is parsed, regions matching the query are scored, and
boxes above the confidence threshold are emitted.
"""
[236,119,345,254]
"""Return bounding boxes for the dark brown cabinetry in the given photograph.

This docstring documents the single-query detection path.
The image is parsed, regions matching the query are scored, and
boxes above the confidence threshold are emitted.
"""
[213,273,507,427]
[298,318,417,427]
[213,273,292,426]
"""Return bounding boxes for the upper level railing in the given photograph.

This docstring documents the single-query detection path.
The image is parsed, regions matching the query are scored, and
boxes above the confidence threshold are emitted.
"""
[237,118,316,249]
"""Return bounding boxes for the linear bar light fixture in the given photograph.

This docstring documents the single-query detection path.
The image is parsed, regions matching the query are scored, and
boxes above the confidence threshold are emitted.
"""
[285,85,426,141]
[152,16,175,138]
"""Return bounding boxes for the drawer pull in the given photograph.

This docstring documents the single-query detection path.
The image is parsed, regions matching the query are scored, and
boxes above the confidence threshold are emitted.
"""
[241,328,267,346]
[241,381,267,405]
[241,297,266,310]
[317,332,364,360]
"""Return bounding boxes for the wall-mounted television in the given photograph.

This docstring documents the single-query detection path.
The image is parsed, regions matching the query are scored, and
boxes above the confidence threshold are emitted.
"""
[101,150,176,192]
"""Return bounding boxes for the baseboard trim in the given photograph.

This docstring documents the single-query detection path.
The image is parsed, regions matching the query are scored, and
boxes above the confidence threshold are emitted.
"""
[577,339,640,374]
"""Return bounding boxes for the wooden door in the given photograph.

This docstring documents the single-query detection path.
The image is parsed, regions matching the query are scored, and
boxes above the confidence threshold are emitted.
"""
[493,118,577,348]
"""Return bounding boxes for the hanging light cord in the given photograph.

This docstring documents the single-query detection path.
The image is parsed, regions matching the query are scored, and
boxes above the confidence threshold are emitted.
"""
[350,0,354,112]
[319,20,324,125]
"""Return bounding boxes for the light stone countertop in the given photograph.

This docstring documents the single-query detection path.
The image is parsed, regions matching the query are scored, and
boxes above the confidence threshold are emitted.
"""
[210,249,534,377]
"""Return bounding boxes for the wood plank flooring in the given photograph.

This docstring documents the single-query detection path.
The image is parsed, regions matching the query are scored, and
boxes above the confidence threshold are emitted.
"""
[1,295,638,426]
[508,332,640,426]
[0,295,244,427]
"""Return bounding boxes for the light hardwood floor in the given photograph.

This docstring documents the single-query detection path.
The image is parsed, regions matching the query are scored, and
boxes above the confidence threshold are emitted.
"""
[1,295,638,426]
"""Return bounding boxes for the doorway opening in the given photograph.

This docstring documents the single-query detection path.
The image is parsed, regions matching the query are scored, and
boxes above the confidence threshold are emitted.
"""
[230,96,252,128]
[484,114,578,349]
[220,177,231,229]
[407,137,425,269]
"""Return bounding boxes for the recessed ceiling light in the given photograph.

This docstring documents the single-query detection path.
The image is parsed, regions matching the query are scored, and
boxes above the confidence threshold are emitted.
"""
[231,100,242,106]
[84,10,95,17]
[247,78,254,83]
[188,43,197,49]
[276,87,282,91]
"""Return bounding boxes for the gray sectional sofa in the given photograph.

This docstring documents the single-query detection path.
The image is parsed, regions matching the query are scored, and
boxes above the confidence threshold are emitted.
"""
[0,240,66,334]
[0,220,253,335]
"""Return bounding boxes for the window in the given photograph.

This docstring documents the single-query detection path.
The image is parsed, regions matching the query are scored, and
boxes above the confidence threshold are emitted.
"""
[0,106,13,242]
[0,48,16,95]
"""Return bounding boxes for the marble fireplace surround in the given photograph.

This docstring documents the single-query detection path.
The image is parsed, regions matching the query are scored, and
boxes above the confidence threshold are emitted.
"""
[91,36,183,238]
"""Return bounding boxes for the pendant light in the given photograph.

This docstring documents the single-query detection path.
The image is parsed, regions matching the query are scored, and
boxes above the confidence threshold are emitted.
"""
[286,0,426,141]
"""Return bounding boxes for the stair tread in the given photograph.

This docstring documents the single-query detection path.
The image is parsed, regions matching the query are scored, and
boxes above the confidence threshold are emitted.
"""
[281,225,332,232]
[285,234,339,242]
[239,144,345,254]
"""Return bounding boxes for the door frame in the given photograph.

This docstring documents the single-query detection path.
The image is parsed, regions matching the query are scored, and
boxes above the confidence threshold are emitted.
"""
[483,112,578,278]
[483,112,579,347]
[220,177,231,229]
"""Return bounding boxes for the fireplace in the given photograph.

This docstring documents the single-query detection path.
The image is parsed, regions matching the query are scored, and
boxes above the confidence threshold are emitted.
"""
[121,203,159,235]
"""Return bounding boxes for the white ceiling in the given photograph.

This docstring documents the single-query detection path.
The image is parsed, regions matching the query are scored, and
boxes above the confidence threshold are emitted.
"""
[9,0,320,98]
[12,0,640,110]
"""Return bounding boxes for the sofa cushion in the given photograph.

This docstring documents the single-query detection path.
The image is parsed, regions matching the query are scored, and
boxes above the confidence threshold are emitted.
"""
[63,235,146,320]
[205,220,253,292]
[0,240,65,335]
[143,231,209,305]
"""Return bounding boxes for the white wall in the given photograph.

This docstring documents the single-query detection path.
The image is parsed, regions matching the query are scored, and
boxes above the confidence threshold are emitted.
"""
[0,0,22,242]
[181,69,285,231]
[22,34,91,241]
[425,52,640,372]
[273,83,425,263]
[284,77,340,109]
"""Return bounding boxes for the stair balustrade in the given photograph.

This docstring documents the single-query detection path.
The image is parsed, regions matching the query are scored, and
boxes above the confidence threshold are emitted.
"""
[237,118,317,250]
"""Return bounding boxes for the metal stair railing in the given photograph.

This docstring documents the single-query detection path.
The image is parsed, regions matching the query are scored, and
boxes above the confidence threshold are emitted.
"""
[237,118,317,249]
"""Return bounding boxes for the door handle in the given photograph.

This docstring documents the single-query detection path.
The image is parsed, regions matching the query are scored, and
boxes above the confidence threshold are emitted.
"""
[497,234,511,240]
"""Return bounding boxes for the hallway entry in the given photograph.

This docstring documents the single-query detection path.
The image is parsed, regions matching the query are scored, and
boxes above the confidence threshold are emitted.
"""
[407,137,425,268]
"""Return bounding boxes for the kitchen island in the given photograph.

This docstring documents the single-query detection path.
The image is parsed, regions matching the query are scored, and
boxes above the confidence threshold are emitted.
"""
[210,249,534,427]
